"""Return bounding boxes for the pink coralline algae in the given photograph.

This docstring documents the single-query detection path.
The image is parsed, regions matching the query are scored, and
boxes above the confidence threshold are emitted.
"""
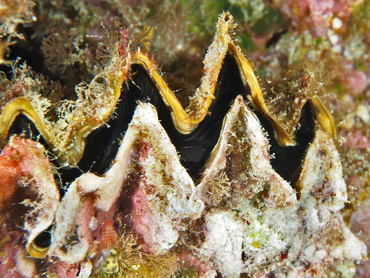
[276,0,355,36]
[0,5,369,278]
[346,69,367,95]
[0,137,59,277]
[350,194,370,278]
[343,128,370,150]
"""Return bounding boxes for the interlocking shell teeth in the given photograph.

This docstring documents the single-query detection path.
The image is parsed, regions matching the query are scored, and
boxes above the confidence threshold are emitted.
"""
[0,10,364,278]
[47,99,366,276]
[197,95,297,206]
[0,12,335,170]
[50,103,204,262]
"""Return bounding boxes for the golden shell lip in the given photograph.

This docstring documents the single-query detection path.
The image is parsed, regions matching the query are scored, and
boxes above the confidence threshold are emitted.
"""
[26,241,50,259]
[0,12,336,168]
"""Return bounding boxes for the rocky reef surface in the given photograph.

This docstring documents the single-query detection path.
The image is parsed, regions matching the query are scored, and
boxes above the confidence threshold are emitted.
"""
[0,0,369,277]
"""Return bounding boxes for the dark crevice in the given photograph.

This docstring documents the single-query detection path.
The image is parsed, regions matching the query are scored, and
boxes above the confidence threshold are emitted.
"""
[78,54,248,182]
[6,114,68,196]
[7,114,49,147]
[33,230,52,249]
[0,25,49,79]
[255,101,316,184]
[5,53,316,189]
[0,23,83,99]
[265,28,288,48]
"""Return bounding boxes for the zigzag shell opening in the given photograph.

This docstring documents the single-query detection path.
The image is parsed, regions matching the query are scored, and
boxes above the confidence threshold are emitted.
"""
[0,11,335,187]
[1,10,359,278]
[2,55,317,185]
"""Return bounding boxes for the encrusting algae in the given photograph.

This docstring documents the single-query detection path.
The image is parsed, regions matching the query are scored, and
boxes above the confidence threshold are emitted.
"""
[0,1,369,277]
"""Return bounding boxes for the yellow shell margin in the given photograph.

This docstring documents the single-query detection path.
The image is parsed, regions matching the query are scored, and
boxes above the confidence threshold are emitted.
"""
[0,12,336,166]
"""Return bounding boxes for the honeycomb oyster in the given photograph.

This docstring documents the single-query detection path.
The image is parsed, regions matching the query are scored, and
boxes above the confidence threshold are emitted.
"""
[0,12,366,277]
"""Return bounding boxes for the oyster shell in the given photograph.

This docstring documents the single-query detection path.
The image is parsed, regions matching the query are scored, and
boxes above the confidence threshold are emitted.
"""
[0,137,59,277]
[50,103,204,264]
[0,11,366,278]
